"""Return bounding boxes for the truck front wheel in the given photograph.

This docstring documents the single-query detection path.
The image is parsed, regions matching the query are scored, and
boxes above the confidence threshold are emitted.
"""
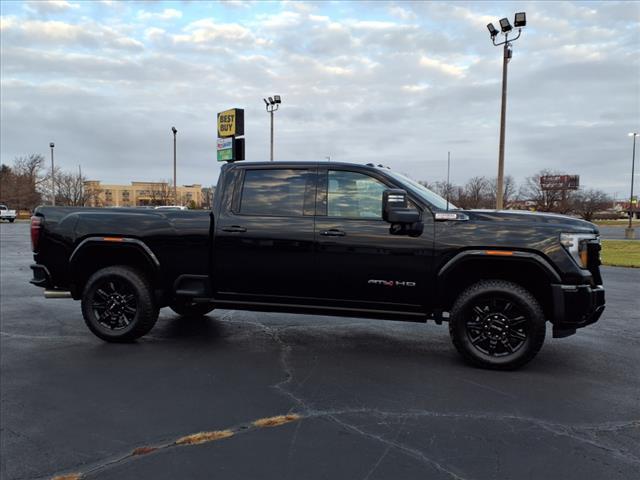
[81,266,159,342]
[448,280,546,370]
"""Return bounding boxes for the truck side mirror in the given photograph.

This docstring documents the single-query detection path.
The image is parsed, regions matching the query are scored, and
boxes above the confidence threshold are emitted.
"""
[382,189,420,224]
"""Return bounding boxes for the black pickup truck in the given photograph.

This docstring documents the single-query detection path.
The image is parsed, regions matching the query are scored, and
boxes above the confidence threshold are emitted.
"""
[30,162,605,369]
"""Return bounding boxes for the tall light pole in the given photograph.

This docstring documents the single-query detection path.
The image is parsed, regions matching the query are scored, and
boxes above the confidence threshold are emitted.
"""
[626,132,638,239]
[487,12,526,210]
[172,126,177,204]
[263,95,281,161]
[49,142,55,206]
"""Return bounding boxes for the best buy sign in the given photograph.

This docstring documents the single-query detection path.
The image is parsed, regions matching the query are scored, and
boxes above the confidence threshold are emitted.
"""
[217,108,244,138]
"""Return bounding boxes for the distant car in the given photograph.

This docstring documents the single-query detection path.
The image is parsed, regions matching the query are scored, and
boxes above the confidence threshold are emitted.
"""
[154,205,188,211]
[0,205,17,222]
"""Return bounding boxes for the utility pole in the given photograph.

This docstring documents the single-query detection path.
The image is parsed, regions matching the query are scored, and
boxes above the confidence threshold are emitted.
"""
[49,142,55,206]
[487,13,526,210]
[172,127,177,203]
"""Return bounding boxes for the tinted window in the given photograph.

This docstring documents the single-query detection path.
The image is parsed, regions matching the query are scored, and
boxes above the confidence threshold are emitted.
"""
[240,169,312,217]
[327,170,387,219]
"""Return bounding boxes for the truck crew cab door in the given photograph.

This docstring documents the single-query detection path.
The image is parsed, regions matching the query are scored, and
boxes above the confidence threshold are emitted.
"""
[213,165,317,303]
[314,167,433,314]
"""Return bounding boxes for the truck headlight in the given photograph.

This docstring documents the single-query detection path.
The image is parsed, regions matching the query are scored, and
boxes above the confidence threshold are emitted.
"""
[560,233,598,269]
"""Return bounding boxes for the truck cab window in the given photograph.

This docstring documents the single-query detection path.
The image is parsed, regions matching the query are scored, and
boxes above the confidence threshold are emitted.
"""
[327,170,388,219]
[240,169,313,217]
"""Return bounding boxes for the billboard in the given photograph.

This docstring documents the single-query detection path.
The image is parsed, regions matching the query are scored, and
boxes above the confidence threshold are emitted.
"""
[540,175,579,191]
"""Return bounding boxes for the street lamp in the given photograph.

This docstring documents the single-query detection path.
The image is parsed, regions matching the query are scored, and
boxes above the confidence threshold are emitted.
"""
[172,126,177,204]
[487,11,526,210]
[263,95,282,161]
[626,132,638,239]
[49,142,55,206]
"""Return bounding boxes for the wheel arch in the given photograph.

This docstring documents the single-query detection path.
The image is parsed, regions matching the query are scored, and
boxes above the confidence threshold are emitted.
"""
[437,250,560,319]
[69,237,161,298]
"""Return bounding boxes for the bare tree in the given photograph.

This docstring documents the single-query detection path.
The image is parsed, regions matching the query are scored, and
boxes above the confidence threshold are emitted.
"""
[0,155,46,210]
[572,189,611,221]
[488,175,517,209]
[55,170,88,206]
[459,176,490,209]
[149,181,173,206]
[84,183,104,207]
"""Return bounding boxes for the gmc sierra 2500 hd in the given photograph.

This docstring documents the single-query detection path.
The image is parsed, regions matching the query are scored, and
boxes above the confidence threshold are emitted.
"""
[30,162,605,369]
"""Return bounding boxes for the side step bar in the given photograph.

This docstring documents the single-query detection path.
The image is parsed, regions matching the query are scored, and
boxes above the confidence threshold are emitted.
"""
[44,290,72,299]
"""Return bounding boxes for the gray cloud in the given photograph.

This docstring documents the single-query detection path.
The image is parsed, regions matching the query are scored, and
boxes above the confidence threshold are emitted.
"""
[1,1,638,196]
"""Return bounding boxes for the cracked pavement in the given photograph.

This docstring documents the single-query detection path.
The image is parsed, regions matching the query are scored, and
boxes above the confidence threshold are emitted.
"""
[1,223,639,480]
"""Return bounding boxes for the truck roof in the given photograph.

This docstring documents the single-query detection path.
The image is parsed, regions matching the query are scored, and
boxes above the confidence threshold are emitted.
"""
[222,161,390,170]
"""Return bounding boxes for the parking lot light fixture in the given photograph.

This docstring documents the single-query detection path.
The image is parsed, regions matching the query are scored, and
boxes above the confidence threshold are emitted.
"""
[49,142,55,206]
[487,23,499,38]
[487,12,526,210]
[172,127,177,203]
[264,95,282,161]
[514,12,527,27]
[499,18,512,32]
[626,132,638,238]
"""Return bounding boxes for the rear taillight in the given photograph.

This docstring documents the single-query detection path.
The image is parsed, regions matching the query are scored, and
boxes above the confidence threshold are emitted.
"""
[30,216,42,252]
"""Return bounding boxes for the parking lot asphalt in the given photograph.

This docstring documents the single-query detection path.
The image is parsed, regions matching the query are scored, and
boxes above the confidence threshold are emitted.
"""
[1,222,639,480]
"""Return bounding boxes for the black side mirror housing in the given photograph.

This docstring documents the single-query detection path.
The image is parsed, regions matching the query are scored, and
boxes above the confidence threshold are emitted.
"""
[382,189,420,224]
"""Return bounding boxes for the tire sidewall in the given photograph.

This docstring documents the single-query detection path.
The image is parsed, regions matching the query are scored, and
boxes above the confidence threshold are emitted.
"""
[81,266,156,342]
[450,281,546,369]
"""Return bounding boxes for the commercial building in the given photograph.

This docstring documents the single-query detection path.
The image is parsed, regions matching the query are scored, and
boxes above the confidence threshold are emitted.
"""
[83,181,203,208]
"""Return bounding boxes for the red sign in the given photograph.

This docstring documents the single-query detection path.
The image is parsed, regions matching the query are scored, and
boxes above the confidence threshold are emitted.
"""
[540,175,579,191]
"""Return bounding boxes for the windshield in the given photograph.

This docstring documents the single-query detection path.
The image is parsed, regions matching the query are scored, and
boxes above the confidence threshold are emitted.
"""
[384,171,457,210]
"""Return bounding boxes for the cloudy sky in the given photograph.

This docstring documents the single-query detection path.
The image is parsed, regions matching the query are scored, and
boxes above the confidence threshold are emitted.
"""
[1,0,638,195]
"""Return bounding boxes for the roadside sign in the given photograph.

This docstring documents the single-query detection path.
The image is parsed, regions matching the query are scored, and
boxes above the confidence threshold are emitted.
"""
[217,137,233,162]
[217,108,244,138]
[540,175,579,191]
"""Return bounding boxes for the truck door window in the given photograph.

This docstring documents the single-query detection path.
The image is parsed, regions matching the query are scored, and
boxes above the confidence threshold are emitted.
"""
[239,169,313,217]
[327,170,388,219]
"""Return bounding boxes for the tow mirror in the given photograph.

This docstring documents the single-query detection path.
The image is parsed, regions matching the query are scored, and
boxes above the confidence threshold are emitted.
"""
[382,189,420,224]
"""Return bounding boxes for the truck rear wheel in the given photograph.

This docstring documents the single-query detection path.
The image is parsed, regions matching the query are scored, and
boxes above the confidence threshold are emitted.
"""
[448,280,546,370]
[169,300,215,317]
[81,266,158,342]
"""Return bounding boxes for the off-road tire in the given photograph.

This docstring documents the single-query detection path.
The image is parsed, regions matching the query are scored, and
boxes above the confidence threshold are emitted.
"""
[81,265,158,342]
[449,280,546,370]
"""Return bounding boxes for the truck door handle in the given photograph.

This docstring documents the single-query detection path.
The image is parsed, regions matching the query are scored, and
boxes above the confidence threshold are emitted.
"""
[222,225,247,233]
[320,229,346,237]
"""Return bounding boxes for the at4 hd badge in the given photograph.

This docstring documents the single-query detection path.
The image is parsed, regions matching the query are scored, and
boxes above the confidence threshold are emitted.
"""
[368,279,416,287]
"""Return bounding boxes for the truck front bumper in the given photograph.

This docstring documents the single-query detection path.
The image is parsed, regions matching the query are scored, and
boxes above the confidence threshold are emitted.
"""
[551,283,605,338]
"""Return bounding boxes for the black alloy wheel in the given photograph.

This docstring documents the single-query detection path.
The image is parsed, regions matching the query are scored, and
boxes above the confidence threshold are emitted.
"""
[81,266,159,342]
[464,296,528,357]
[91,277,138,331]
[449,280,546,370]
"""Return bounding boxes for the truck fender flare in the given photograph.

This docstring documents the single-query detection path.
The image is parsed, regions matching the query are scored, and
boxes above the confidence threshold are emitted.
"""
[437,249,561,284]
[69,236,161,274]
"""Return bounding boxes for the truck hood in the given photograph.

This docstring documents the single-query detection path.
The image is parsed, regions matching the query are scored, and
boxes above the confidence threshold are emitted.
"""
[461,209,599,234]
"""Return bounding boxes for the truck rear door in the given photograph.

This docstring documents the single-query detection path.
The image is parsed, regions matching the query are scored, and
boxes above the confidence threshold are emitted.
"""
[213,165,317,303]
